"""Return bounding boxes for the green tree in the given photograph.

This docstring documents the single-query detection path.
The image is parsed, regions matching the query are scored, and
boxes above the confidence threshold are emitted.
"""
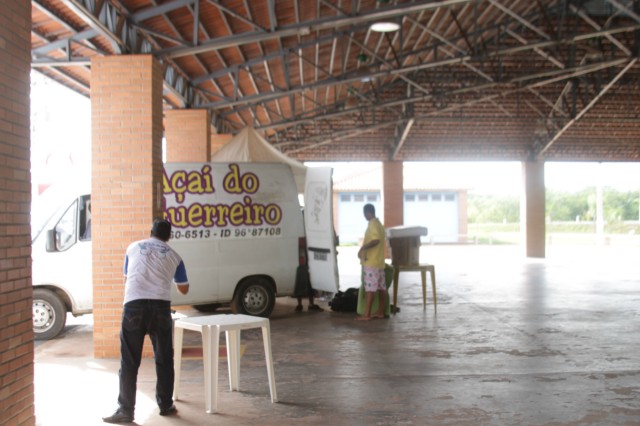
[469,188,639,225]
[468,194,519,223]
[603,187,640,222]
[546,188,592,221]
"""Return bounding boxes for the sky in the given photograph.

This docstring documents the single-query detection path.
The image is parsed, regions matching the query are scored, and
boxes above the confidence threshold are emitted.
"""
[30,72,91,193]
[30,73,640,197]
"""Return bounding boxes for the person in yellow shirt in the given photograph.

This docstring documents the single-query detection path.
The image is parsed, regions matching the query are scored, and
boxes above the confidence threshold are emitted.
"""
[356,204,387,320]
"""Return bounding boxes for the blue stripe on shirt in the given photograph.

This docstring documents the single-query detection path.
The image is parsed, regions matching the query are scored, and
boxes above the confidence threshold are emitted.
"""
[174,260,188,284]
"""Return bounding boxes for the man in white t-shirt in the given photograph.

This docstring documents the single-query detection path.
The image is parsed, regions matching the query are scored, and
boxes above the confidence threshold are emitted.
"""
[103,219,189,424]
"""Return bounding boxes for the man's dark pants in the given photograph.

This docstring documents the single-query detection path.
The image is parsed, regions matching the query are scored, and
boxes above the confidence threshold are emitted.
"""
[117,299,174,415]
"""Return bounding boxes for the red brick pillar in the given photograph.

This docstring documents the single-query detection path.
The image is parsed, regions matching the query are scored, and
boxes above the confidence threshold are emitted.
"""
[521,161,546,258]
[91,55,164,358]
[383,161,403,259]
[165,109,211,162]
[382,161,404,228]
[0,0,35,423]
[211,133,233,157]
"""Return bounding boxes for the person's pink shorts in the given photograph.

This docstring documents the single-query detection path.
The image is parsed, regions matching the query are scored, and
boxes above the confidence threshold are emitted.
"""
[363,266,386,292]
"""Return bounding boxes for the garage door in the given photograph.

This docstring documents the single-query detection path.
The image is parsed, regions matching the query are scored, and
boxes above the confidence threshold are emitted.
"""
[404,192,458,243]
[337,192,381,244]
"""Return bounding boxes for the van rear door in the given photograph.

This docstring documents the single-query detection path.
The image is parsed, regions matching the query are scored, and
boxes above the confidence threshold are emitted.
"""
[304,167,339,293]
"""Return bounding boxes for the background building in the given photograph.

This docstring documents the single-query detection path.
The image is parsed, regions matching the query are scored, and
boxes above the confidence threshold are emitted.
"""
[333,165,468,244]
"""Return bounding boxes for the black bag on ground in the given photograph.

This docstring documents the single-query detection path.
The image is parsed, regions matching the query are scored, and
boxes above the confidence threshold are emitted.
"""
[329,288,359,312]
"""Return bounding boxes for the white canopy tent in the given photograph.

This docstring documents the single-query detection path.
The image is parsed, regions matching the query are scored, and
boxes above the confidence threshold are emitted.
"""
[211,127,307,193]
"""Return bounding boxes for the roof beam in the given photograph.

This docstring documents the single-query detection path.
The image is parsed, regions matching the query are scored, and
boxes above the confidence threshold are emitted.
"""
[60,0,124,53]
[256,57,628,134]
[129,0,197,22]
[606,0,640,24]
[32,0,197,57]
[487,0,550,40]
[536,58,638,158]
[160,0,473,59]
[571,4,631,56]
[391,118,415,160]
[264,57,629,136]
[199,24,640,110]
[504,28,564,68]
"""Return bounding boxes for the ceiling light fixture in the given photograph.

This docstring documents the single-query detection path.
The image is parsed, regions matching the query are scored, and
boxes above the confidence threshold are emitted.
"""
[370,22,400,33]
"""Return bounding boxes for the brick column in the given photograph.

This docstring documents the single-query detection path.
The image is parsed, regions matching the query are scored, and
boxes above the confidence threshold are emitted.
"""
[0,0,35,424]
[521,160,546,258]
[165,109,211,162]
[382,161,404,228]
[382,161,403,259]
[91,55,164,358]
[211,133,233,158]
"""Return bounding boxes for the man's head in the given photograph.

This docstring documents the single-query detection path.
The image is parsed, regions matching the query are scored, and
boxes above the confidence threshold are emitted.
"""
[151,219,172,242]
[363,203,375,220]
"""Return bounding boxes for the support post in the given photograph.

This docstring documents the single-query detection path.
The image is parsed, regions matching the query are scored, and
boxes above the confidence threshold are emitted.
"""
[91,55,164,358]
[521,160,546,258]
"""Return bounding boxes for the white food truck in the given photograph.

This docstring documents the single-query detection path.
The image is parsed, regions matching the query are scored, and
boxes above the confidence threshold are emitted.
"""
[31,163,339,339]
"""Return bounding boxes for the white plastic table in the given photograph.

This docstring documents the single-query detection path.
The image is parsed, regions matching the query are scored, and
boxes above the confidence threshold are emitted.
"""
[173,314,278,413]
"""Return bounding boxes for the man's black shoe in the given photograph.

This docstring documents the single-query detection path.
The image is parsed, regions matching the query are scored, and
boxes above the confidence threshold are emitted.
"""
[159,404,178,416]
[102,409,134,424]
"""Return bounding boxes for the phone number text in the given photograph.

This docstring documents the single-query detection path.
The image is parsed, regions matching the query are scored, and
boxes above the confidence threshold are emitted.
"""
[171,227,282,240]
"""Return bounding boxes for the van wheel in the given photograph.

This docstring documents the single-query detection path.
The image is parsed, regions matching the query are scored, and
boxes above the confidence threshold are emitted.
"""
[231,277,275,317]
[33,289,67,340]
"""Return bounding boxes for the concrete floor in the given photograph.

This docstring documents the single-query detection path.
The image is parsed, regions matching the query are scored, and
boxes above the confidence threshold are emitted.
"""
[34,244,640,426]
